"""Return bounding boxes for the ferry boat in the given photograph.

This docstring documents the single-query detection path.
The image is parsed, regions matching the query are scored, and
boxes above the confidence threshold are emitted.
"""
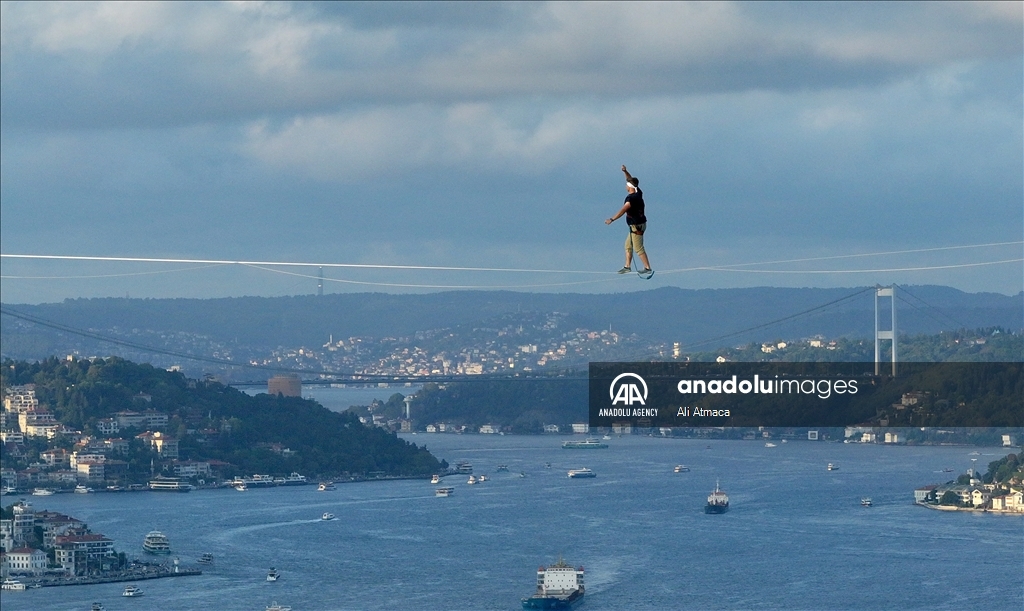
[122,584,144,597]
[267,568,280,582]
[674,465,690,473]
[430,474,441,484]
[827,463,838,471]
[249,474,275,487]
[454,461,474,474]
[198,553,214,564]
[435,486,455,497]
[705,480,730,514]
[522,558,585,609]
[1,578,26,591]
[148,477,193,492]
[266,604,292,611]
[322,512,335,521]
[142,530,172,554]
[562,438,608,449]
[281,472,308,485]
[31,488,56,496]
[861,498,873,507]
[567,468,596,479]
[318,482,336,491]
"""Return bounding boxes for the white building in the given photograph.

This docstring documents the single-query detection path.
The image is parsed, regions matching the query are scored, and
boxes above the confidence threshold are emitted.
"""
[5,547,47,574]
[478,424,498,434]
[571,423,589,434]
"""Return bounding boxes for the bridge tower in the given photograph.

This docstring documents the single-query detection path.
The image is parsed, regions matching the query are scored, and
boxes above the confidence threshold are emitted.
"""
[874,285,897,376]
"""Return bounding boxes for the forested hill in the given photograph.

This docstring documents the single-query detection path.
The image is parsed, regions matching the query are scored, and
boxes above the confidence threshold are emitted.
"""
[1,357,441,478]
[4,285,1021,351]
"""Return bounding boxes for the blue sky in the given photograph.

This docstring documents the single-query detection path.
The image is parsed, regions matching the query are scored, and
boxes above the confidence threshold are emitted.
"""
[1,1,1021,303]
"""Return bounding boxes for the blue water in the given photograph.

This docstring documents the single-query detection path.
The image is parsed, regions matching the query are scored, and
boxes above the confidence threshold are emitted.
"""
[3,436,1021,611]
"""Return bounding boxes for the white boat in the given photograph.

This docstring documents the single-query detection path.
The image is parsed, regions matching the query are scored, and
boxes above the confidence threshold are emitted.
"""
[674,465,690,473]
[318,482,336,491]
[430,474,440,484]
[267,567,280,582]
[31,488,56,496]
[765,442,777,448]
[827,463,838,471]
[861,498,873,507]
[122,584,144,597]
[234,482,247,491]
[567,468,596,478]
[266,603,292,611]
[435,486,455,497]
[91,604,105,611]
[467,475,477,485]
[142,530,171,554]
[1,578,26,591]
[477,475,488,482]
[74,485,93,494]
[1,485,17,495]
[602,435,612,440]
[281,472,308,486]
[322,512,335,520]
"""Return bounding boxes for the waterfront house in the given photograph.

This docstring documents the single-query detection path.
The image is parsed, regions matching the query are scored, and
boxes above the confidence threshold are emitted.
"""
[6,547,47,575]
[990,490,1024,513]
[96,418,119,435]
[55,533,116,574]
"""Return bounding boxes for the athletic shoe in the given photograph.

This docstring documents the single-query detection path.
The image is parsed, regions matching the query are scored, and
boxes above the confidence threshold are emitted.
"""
[641,268,654,279]
[617,267,631,274]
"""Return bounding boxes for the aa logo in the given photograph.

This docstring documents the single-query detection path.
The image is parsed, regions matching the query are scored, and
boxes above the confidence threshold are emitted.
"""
[609,373,648,406]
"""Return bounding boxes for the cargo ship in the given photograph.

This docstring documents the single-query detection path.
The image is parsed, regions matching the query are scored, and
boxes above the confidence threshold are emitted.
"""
[705,480,729,514]
[522,558,585,609]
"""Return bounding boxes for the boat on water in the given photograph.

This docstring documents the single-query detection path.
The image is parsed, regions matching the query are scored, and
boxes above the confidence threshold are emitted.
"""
[436,486,455,497]
[31,488,56,496]
[198,553,214,564]
[322,512,335,521]
[318,482,336,491]
[562,438,608,449]
[674,465,690,473]
[430,474,441,484]
[148,477,193,492]
[74,484,93,494]
[1,578,26,591]
[142,530,171,554]
[1,485,18,495]
[496,465,509,472]
[454,461,474,474]
[521,558,585,610]
[122,584,144,597]
[478,475,488,482]
[281,472,308,486]
[861,498,873,507]
[942,468,954,473]
[91,603,105,611]
[567,468,596,479]
[267,568,280,582]
[234,482,248,491]
[827,463,838,471]
[765,442,777,448]
[602,435,611,440]
[705,480,730,514]
[266,603,292,611]
[467,475,478,485]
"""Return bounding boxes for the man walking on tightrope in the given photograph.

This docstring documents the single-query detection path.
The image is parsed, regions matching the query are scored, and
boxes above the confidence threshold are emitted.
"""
[605,164,653,277]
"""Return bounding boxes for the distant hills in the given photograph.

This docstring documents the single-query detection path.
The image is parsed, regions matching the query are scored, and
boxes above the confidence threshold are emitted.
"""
[2,286,1020,358]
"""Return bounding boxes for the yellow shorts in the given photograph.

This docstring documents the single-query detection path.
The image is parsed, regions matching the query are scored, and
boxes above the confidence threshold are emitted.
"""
[625,223,646,255]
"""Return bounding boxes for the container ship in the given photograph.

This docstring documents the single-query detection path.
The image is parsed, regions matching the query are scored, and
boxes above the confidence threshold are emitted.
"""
[705,480,729,514]
[522,558,585,609]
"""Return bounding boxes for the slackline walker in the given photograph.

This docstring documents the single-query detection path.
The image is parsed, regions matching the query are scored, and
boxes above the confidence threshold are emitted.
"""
[605,164,654,279]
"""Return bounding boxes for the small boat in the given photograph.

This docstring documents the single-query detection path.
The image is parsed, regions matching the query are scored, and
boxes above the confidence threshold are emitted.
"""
[436,487,455,497]
[1,485,17,495]
[567,468,596,478]
[602,435,612,440]
[266,603,292,611]
[91,604,105,611]
[861,498,873,507]
[122,584,144,597]
[544,463,552,469]
[142,531,171,554]
[1,578,26,591]
[765,442,777,448]
[674,465,690,473]
[968,451,980,456]
[198,553,214,564]
[942,468,954,473]
[74,485,93,494]
[322,512,335,521]
[318,482,336,491]
[781,439,788,443]
[467,475,477,485]
[477,475,488,482]
[496,465,509,472]
[827,463,838,471]
[234,483,247,491]
[31,488,56,496]
[430,474,441,484]
[267,567,280,582]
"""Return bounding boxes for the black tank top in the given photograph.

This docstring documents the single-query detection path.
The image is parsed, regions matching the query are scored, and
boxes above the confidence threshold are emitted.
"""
[625,190,646,225]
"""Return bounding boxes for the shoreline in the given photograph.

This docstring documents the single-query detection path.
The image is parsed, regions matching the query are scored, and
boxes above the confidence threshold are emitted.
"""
[914,501,1023,515]
[8,566,202,589]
